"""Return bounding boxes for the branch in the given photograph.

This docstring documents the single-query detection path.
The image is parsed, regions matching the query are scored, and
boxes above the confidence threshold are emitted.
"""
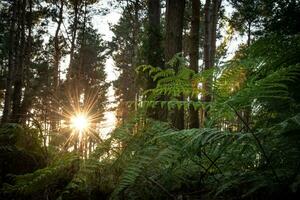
[145,176,175,199]
[227,102,280,182]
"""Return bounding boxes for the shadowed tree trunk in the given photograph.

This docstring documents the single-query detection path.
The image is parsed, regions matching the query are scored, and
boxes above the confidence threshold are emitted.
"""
[19,0,34,124]
[189,0,200,128]
[165,0,186,130]
[146,0,164,120]
[147,0,162,67]
[11,0,26,123]
[201,0,222,126]
[54,0,64,90]
[50,0,64,130]
[68,0,79,80]
[1,1,17,124]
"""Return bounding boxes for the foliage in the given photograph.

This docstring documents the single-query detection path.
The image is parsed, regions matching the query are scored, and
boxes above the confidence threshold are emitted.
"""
[110,1,147,124]
[105,113,300,199]
[0,1,299,200]
[137,35,300,126]
[1,153,79,200]
[0,124,46,184]
[107,34,300,199]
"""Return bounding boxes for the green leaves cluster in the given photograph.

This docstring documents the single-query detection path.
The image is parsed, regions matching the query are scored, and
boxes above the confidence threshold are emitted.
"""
[104,113,300,199]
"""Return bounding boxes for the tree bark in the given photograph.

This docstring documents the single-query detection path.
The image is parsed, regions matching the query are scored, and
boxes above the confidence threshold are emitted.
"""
[165,0,185,64]
[50,0,64,130]
[19,0,34,124]
[189,0,200,128]
[148,0,162,68]
[210,0,221,67]
[1,1,17,124]
[146,0,163,120]
[203,0,212,71]
[54,0,64,89]
[11,0,26,123]
[247,21,251,47]
[201,0,221,126]
[165,0,185,130]
[68,0,79,79]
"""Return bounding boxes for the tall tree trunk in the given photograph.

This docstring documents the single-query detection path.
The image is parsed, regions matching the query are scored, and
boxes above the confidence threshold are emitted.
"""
[78,0,87,83]
[132,0,140,116]
[210,0,221,66]
[68,0,79,79]
[11,0,26,123]
[189,0,200,128]
[244,20,252,129]
[54,0,64,90]
[165,0,185,65]
[247,21,251,46]
[146,0,163,120]
[2,1,17,124]
[147,0,162,68]
[165,0,185,130]
[51,0,64,130]
[201,0,221,126]
[203,0,212,70]
[19,0,34,124]
[241,20,252,131]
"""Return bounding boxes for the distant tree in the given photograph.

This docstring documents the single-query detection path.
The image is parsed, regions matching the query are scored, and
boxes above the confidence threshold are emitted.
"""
[110,0,146,124]
[229,0,263,46]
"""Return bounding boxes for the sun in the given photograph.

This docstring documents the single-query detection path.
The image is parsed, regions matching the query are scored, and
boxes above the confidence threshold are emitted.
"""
[71,114,89,132]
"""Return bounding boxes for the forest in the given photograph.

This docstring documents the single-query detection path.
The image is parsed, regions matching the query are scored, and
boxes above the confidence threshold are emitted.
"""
[0,0,300,199]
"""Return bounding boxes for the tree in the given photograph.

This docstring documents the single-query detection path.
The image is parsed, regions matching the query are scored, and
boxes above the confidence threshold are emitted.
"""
[201,0,222,126]
[1,0,17,124]
[189,0,201,128]
[53,0,64,91]
[10,0,27,123]
[165,0,186,130]
[68,0,80,80]
[111,0,146,124]
[144,0,164,120]
[262,0,300,34]
[47,0,65,131]
[1,0,37,124]
[229,0,262,46]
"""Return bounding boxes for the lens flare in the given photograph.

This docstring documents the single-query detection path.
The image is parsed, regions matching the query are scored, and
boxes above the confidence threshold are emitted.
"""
[50,87,106,155]
[71,114,89,132]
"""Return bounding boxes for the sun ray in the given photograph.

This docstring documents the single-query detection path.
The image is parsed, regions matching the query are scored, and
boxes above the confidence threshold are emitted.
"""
[44,83,109,157]
[71,114,89,132]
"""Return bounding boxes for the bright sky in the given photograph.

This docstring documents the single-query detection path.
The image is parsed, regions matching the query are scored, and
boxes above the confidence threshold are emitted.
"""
[90,0,123,84]
[91,1,121,137]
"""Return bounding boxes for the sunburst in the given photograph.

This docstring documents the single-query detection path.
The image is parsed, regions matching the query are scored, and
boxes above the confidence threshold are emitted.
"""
[70,113,90,143]
[49,85,104,156]
[71,114,89,132]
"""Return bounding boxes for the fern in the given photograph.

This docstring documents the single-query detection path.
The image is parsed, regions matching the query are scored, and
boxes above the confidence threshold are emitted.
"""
[1,153,79,199]
[107,91,300,199]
